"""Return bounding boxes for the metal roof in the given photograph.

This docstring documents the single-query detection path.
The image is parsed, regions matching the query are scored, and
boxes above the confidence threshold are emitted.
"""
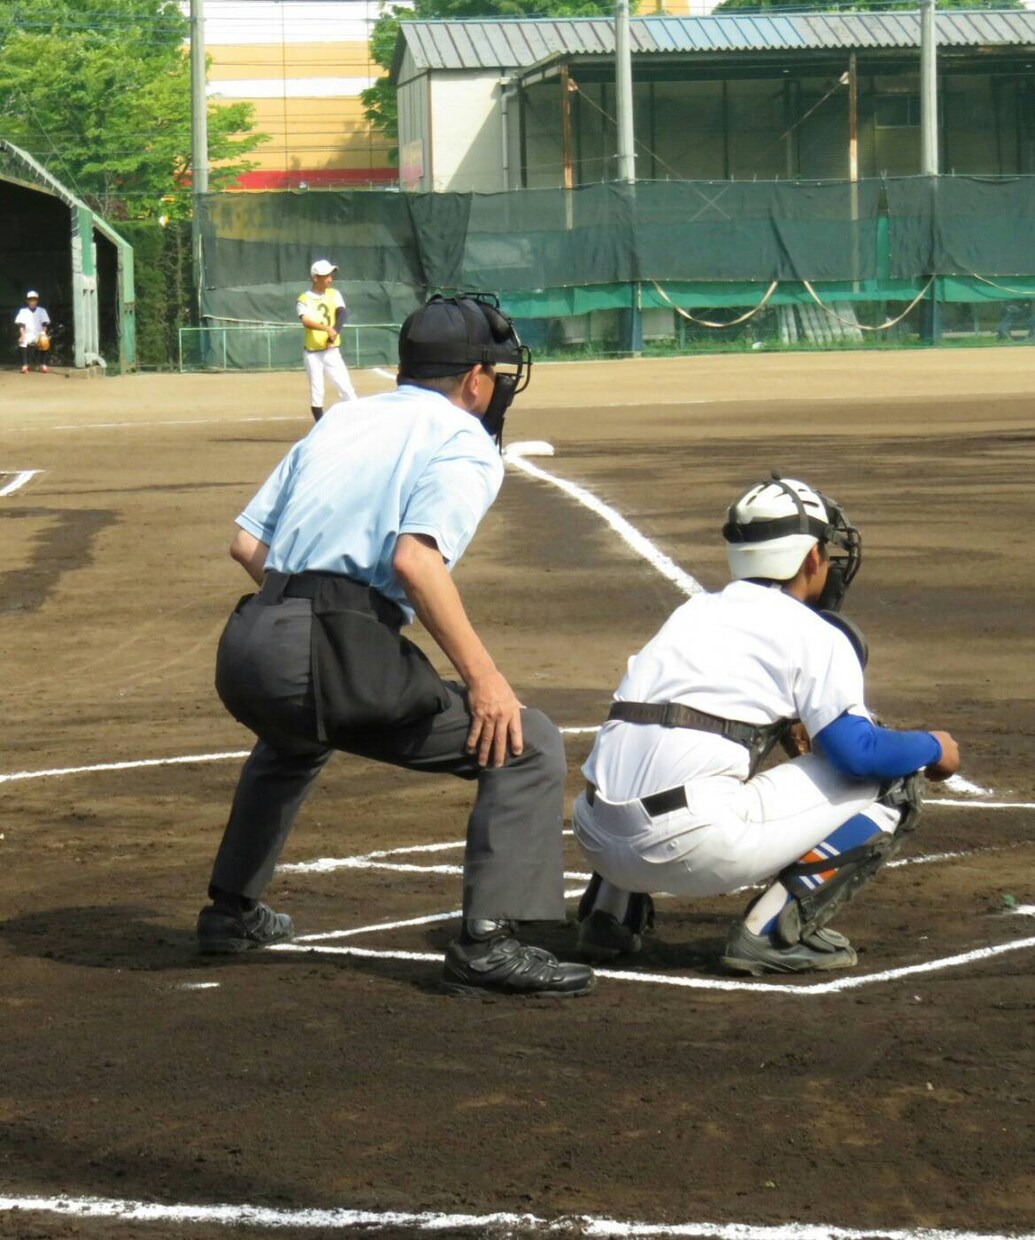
[392,10,1035,77]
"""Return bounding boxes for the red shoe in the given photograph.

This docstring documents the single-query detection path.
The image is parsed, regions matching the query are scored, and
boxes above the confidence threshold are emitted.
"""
[21,365,29,374]
[39,364,49,373]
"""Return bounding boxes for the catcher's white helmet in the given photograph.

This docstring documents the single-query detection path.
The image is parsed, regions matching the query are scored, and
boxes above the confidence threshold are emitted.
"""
[724,474,851,582]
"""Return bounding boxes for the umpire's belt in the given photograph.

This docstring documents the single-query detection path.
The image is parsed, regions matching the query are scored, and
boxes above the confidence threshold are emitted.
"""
[258,570,405,629]
[254,570,447,742]
[585,780,687,818]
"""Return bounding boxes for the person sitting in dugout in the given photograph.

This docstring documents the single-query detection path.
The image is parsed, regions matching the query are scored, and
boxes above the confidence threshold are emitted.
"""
[572,473,961,976]
[196,293,595,998]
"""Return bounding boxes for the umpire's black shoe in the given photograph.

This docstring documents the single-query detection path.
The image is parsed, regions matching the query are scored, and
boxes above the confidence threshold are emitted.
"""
[443,921,595,997]
[196,901,295,954]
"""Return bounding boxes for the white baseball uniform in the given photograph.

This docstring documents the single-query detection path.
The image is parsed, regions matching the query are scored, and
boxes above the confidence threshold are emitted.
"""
[16,304,50,344]
[573,581,898,898]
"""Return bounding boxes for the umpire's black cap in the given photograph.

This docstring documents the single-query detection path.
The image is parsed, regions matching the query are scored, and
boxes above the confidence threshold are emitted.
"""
[398,294,521,379]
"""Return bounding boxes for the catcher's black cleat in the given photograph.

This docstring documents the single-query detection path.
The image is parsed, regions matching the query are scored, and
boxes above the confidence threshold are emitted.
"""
[575,874,654,961]
[720,921,856,976]
[576,909,646,962]
[443,922,595,997]
[196,901,295,954]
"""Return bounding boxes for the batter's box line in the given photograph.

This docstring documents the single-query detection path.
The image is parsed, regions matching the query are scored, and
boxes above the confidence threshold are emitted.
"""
[0,469,41,497]
[278,831,1020,879]
[272,932,1035,996]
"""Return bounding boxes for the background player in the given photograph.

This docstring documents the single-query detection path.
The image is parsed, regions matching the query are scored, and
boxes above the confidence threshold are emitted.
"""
[297,259,357,420]
[573,474,960,976]
[197,293,595,999]
[15,290,51,374]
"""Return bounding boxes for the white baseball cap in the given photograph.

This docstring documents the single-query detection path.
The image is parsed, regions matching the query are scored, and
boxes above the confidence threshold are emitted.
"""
[26,290,39,299]
[310,259,337,277]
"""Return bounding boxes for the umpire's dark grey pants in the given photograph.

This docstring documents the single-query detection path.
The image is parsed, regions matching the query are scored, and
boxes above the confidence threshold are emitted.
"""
[209,594,567,922]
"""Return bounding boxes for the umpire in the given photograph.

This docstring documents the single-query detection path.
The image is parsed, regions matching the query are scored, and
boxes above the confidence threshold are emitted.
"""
[197,294,595,998]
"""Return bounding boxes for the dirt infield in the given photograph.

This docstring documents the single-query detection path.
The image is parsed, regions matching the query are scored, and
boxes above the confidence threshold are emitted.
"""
[1,350,1033,1239]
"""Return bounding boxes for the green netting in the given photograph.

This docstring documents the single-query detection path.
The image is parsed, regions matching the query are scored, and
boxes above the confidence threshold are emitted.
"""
[198,176,1035,358]
[886,178,1035,278]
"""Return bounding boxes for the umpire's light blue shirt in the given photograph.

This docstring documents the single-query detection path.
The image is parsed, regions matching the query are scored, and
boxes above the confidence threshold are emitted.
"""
[236,385,504,621]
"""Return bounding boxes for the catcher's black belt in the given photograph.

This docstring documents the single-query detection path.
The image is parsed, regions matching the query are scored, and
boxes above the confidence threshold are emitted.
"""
[606,700,789,778]
[585,780,687,818]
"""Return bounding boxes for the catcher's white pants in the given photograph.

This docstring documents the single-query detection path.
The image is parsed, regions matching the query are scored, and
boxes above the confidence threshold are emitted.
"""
[304,347,356,408]
[572,752,897,897]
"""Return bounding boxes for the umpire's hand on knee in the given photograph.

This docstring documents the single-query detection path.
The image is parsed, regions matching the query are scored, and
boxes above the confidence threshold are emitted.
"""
[466,669,524,768]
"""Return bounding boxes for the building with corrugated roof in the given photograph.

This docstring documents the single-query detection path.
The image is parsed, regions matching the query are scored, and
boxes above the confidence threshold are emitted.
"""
[391,11,1035,192]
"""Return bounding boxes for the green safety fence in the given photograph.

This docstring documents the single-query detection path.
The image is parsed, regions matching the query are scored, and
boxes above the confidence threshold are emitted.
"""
[179,322,401,372]
[196,175,1035,362]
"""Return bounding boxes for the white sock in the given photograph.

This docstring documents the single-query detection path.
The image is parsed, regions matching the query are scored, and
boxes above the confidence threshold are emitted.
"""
[744,882,791,936]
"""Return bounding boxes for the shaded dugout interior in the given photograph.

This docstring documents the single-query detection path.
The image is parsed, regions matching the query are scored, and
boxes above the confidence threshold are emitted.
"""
[0,142,135,373]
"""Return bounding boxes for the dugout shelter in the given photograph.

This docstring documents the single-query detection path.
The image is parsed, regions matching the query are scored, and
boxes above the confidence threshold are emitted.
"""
[0,141,136,373]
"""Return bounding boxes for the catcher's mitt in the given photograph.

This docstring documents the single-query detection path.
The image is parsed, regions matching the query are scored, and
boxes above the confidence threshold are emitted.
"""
[36,333,51,352]
[779,721,811,759]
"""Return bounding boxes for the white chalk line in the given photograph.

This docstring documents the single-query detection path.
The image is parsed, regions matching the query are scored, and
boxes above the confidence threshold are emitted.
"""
[505,444,704,599]
[47,415,303,432]
[0,727,601,785]
[0,469,42,496]
[0,742,1012,795]
[0,1196,1027,1240]
[280,844,991,880]
[291,889,1035,946]
[272,934,1035,996]
[282,876,1035,998]
[944,773,992,796]
[0,750,254,784]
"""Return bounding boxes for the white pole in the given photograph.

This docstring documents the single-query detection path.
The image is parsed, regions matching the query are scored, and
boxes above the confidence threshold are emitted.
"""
[614,0,636,183]
[190,0,209,194]
[190,0,208,318]
[920,0,938,175]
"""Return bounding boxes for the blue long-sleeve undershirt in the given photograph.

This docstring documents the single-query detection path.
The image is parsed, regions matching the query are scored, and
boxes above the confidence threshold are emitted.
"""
[814,712,941,781]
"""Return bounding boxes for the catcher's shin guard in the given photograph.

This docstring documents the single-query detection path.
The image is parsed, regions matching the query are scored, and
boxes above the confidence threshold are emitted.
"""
[775,773,925,947]
[576,872,655,961]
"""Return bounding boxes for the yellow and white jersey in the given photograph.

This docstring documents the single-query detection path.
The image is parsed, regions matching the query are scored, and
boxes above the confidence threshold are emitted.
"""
[297,287,345,351]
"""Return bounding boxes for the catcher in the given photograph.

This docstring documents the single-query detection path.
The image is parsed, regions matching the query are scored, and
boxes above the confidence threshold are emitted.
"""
[572,473,960,976]
[15,291,51,374]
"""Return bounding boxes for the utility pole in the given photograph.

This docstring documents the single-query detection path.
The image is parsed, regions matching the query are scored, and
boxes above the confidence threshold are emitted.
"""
[190,0,209,319]
[614,0,635,184]
[614,0,641,353]
[920,0,938,175]
[919,0,941,342]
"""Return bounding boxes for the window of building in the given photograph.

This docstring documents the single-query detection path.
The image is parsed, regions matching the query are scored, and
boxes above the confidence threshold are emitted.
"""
[874,94,921,128]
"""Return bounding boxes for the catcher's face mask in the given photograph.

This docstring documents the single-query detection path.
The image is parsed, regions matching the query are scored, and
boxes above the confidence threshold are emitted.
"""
[398,293,532,449]
[813,492,861,613]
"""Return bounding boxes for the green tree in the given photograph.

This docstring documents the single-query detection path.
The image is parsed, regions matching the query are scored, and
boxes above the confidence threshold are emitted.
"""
[714,0,1021,11]
[362,0,622,159]
[0,0,269,218]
